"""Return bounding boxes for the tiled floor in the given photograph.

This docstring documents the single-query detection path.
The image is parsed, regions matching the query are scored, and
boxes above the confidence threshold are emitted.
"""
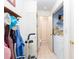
[37,41,57,59]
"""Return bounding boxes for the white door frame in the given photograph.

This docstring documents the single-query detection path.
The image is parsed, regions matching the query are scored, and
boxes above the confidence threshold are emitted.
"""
[64,0,74,59]
[52,1,64,58]
[52,0,74,59]
[52,1,74,59]
[53,2,63,15]
[52,1,63,52]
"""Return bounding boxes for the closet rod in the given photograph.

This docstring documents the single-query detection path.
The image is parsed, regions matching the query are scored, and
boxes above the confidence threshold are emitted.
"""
[4,6,21,18]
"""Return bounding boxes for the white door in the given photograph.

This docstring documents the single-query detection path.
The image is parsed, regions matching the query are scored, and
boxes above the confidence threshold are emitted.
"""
[37,16,53,51]
[54,35,64,59]
[53,6,64,59]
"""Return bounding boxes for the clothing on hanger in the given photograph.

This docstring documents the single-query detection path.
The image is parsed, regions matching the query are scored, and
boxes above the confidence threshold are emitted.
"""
[4,13,18,30]
[4,13,25,59]
[9,16,17,29]
[4,43,11,59]
[15,27,25,59]
[10,30,16,44]
[4,13,11,25]
[4,25,15,59]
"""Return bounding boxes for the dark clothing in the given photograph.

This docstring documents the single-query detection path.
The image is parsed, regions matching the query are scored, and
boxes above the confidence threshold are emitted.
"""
[10,30,16,43]
[4,25,15,59]
[4,25,9,47]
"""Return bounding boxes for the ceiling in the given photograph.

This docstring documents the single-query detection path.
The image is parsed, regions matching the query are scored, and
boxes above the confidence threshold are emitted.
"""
[37,0,56,11]
[24,0,56,11]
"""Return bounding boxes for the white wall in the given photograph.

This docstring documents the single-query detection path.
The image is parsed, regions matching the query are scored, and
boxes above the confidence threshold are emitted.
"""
[19,0,37,41]
[4,0,24,16]
[38,11,51,16]
[19,0,37,58]
[19,12,37,41]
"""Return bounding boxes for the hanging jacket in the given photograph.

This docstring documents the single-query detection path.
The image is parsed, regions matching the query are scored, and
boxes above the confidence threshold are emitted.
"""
[4,25,15,59]
[15,28,25,59]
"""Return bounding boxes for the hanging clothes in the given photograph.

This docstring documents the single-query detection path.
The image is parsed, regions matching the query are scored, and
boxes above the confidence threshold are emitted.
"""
[4,13,25,59]
[9,16,17,29]
[4,13,11,25]
[4,25,15,59]
[4,13,18,30]
[10,29,16,59]
[4,43,11,59]
[15,28,25,59]
[10,30,16,44]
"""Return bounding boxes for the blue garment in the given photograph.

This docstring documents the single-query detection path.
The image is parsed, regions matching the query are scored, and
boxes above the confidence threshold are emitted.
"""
[15,29,25,59]
[9,16,17,29]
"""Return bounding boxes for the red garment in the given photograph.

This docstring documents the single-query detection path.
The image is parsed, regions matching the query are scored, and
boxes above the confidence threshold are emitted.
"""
[4,25,15,59]
[8,35,15,59]
[4,43,11,59]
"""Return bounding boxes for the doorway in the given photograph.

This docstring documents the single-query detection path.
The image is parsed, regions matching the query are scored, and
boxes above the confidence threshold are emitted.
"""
[37,16,57,59]
[53,5,64,59]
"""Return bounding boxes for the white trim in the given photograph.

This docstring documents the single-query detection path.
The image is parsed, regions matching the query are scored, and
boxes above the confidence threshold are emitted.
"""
[64,0,74,59]
[53,2,63,14]
[52,0,64,56]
